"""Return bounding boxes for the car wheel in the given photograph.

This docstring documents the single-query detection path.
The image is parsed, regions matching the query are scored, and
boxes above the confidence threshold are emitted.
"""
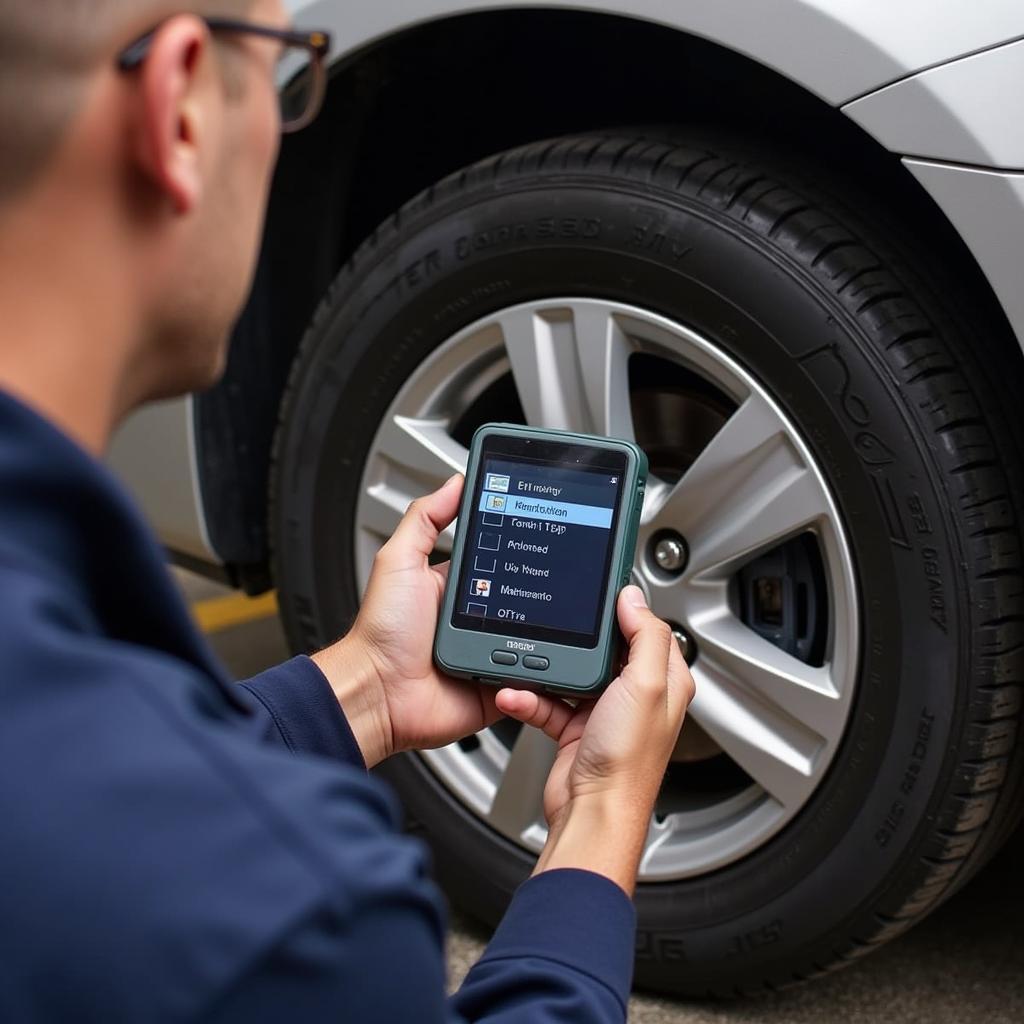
[271,133,1024,995]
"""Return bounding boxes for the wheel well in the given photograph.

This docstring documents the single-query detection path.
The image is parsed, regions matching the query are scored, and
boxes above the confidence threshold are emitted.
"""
[194,8,1018,591]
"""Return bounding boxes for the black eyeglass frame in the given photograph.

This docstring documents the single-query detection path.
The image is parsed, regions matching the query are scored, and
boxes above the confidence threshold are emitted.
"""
[117,17,331,133]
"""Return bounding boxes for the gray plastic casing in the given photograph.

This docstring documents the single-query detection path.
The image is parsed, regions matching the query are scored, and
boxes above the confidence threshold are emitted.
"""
[434,423,648,697]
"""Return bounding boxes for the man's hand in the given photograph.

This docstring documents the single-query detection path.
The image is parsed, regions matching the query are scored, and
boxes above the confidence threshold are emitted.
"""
[311,474,502,767]
[494,587,694,895]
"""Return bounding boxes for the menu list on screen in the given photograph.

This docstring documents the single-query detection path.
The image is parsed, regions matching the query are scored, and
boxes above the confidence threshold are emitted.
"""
[453,455,623,644]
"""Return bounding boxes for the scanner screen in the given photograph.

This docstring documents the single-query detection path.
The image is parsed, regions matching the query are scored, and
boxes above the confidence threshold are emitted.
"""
[452,440,627,648]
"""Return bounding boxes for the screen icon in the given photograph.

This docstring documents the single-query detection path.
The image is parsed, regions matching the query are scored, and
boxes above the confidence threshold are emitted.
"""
[481,511,505,527]
[477,531,501,551]
[485,493,507,511]
[485,473,510,492]
[470,578,491,597]
[473,555,497,573]
[610,476,618,484]
[466,602,488,617]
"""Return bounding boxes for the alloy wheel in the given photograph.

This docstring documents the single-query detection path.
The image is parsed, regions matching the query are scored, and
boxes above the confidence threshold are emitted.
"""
[354,298,859,879]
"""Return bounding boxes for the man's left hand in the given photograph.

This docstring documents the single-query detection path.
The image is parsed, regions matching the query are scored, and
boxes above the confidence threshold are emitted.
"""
[311,474,501,767]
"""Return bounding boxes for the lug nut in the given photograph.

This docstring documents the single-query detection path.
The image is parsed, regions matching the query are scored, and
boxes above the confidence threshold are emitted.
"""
[653,533,688,573]
[671,627,695,665]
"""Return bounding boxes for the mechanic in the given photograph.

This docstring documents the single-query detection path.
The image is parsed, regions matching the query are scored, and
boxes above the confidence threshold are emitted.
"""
[0,2,693,1021]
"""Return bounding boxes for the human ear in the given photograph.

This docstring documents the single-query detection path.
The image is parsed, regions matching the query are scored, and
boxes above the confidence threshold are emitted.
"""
[133,15,213,214]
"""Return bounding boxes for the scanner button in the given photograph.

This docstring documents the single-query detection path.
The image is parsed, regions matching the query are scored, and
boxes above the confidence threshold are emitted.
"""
[522,655,550,671]
[491,650,518,666]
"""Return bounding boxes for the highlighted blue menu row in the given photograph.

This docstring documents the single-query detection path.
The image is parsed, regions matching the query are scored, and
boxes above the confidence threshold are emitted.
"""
[479,490,613,529]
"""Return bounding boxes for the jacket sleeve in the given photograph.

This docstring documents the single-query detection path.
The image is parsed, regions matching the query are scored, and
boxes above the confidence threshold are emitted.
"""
[448,869,635,1022]
[238,655,367,769]
[208,867,634,1024]
[237,663,635,1021]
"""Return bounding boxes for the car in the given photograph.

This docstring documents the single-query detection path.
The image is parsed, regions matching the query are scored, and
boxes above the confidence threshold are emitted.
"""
[109,0,1024,997]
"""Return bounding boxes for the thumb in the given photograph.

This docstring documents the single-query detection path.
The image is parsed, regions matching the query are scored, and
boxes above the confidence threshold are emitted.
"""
[379,473,463,565]
[616,584,654,639]
[616,585,674,693]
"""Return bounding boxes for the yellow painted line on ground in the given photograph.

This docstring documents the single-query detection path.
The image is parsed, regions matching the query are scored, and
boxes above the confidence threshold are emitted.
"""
[192,590,279,634]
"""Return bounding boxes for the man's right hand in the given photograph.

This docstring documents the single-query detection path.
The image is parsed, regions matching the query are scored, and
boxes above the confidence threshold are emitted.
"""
[494,585,694,896]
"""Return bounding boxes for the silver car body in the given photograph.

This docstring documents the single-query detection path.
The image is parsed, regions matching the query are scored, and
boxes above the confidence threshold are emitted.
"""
[110,0,1024,563]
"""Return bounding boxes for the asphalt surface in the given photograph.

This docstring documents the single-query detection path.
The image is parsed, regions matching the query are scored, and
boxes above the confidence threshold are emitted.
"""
[181,570,1024,1023]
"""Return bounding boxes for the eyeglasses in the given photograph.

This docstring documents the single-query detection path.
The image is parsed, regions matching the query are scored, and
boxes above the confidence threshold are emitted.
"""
[117,18,332,134]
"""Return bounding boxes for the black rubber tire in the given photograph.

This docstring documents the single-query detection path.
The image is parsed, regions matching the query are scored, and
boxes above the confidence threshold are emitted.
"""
[271,132,1024,996]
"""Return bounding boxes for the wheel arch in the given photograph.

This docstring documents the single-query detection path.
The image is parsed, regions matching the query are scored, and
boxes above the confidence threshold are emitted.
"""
[192,7,1020,587]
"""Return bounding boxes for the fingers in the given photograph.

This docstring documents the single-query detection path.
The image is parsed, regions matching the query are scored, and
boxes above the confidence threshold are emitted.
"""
[377,474,463,568]
[495,688,577,743]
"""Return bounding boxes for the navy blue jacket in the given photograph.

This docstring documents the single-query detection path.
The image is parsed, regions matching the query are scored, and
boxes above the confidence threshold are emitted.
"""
[0,391,636,1022]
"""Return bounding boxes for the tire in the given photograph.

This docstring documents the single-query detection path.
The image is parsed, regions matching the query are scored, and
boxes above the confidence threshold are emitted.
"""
[271,132,1024,995]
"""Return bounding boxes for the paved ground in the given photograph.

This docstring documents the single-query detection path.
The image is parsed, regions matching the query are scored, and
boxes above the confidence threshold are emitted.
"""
[181,570,1024,1022]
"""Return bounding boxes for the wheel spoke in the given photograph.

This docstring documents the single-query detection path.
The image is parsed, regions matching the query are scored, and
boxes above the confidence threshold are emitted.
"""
[576,304,635,440]
[644,393,828,578]
[686,616,839,809]
[692,611,841,736]
[375,414,469,484]
[361,483,409,541]
[362,415,469,551]
[497,303,635,437]
[486,726,556,841]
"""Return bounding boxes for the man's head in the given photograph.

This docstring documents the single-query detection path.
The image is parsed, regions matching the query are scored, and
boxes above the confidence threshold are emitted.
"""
[0,0,291,424]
